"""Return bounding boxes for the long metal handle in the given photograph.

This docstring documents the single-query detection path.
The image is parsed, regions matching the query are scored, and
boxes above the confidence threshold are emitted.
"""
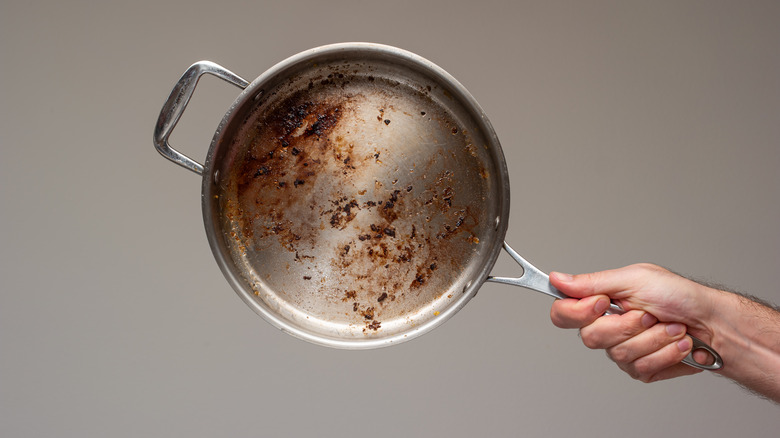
[487,241,723,371]
[153,61,249,175]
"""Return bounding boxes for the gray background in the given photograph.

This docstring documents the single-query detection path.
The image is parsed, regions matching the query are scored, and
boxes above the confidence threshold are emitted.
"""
[2,0,778,436]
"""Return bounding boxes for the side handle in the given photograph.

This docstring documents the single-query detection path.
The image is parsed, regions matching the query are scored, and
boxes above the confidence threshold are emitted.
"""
[153,61,249,175]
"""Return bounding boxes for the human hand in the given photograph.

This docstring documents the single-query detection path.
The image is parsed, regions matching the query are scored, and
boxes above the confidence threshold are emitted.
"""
[549,263,718,382]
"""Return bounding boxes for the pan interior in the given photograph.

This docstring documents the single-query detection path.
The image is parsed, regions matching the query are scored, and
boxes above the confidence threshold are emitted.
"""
[208,49,507,345]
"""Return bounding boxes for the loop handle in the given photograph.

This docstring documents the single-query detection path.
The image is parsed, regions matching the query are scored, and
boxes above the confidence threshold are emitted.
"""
[153,61,249,175]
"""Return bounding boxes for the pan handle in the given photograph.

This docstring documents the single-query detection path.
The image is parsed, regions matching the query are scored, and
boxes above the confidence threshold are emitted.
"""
[153,61,249,175]
[487,241,723,371]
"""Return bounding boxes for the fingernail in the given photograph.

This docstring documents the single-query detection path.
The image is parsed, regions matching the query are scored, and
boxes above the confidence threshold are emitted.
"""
[641,313,658,328]
[677,337,692,352]
[666,323,685,337]
[552,272,574,282]
[594,298,609,315]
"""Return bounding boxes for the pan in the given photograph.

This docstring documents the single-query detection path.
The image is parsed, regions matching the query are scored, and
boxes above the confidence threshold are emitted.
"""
[154,43,721,370]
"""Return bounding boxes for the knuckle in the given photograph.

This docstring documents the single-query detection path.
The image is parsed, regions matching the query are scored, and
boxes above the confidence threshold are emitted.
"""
[643,332,667,352]
[617,316,643,338]
[630,262,665,274]
[550,301,580,329]
[620,364,642,381]
[580,326,602,350]
[607,345,631,363]
[632,359,655,380]
[549,309,569,328]
[623,365,649,382]
[580,330,601,349]
[610,353,645,382]
[644,373,664,383]
[625,263,670,283]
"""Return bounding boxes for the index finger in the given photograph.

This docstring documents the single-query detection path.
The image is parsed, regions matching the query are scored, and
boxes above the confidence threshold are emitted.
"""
[550,295,610,329]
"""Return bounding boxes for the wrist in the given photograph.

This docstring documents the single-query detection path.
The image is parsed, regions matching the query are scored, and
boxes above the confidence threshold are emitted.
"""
[702,289,740,366]
[675,276,723,337]
[706,289,780,401]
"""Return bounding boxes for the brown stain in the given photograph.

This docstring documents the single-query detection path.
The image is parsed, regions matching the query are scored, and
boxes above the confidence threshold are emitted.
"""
[232,84,350,251]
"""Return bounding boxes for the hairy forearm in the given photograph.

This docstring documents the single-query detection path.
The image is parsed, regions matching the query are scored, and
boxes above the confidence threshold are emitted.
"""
[710,289,780,403]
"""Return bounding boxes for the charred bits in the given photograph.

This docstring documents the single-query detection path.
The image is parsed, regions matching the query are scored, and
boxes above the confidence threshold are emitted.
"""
[329,198,360,230]
[275,100,342,141]
[342,290,357,301]
[253,166,270,177]
[305,109,341,138]
[384,189,401,209]
[238,94,344,190]
[437,211,467,240]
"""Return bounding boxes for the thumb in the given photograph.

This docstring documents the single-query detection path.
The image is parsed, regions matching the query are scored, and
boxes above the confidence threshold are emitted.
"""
[550,269,631,300]
[549,271,618,328]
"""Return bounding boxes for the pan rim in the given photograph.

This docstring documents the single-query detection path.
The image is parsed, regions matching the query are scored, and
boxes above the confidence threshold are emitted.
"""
[201,42,511,349]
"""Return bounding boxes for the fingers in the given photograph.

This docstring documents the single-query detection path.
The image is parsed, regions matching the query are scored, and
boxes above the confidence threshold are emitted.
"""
[606,322,687,364]
[550,295,610,329]
[612,335,703,382]
[578,310,657,349]
[563,308,702,382]
[579,312,700,382]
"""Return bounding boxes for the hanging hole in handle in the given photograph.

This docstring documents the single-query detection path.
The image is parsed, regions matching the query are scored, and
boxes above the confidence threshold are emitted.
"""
[683,335,723,370]
[692,347,717,367]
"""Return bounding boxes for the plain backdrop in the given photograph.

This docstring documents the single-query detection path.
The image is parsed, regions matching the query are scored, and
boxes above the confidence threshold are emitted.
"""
[2,0,778,436]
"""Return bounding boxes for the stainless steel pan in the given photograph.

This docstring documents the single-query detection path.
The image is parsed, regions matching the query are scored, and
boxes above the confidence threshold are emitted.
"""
[154,43,721,370]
